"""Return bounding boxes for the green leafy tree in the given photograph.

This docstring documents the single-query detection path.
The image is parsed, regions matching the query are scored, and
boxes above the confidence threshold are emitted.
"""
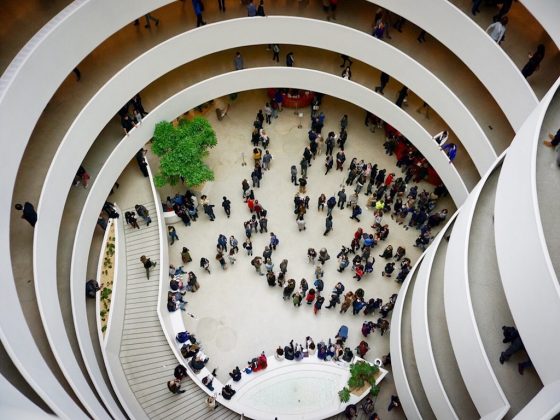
[151,117,217,188]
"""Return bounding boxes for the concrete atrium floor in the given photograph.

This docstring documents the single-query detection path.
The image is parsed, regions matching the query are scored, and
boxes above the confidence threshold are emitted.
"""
[112,89,454,417]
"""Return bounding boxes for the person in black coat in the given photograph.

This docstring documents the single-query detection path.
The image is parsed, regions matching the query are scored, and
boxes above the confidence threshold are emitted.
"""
[14,202,37,227]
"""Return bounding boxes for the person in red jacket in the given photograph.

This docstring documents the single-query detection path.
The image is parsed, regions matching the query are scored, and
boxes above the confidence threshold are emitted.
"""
[305,288,316,304]
[384,172,395,187]
[357,340,369,358]
[247,198,255,212]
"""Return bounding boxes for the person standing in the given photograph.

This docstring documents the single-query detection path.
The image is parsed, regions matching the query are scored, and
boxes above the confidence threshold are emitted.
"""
[181,247,192,264]
[521,44,545,78]
[291,165,298,185]
[136,149,149,177]
[286,52,295,67]
[375,72,390,94]
[325,155,334,174]
[121,114,136,135]
[257,0,265,16]
[300,157,308,178]
[234,52,244,70]
[247,0,257,16]
[492,0,512,23]
[318,194,326,211]
[388,395,401,411]
[337,188,347,209]
[14,202,37,227]
[264,103,272,124]
[336,150,346,171]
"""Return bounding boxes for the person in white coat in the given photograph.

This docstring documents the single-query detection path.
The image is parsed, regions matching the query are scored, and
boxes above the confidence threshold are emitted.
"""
[486,16,508,44]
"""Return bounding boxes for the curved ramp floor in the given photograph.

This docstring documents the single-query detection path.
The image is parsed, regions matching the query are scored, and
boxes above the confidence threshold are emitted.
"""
[118,200,233,419]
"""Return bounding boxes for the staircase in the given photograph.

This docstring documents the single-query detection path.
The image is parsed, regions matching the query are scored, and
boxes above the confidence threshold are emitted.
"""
[119,202,235,419]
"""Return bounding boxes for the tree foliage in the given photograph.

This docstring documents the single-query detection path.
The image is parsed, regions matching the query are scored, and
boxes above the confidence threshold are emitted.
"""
[151,117,217,188]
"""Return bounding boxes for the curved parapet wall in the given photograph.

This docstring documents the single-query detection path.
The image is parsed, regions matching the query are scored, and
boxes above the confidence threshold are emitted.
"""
[519,0,560,49]
[494,77,560,386]
[390,255,425,420]
[410,217,458,419]
[369,0,537,131]
[444,155,509,419]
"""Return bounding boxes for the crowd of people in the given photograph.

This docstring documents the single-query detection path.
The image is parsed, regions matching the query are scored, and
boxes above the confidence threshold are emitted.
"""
[155,93,455,416]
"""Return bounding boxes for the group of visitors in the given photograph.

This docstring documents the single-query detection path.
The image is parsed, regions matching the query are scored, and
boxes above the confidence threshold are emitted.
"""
[163,189,221,226]
[118,93,148,135]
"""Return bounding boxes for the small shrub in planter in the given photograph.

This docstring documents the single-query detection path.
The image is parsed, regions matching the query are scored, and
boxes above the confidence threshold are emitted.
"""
[338,387,351,403]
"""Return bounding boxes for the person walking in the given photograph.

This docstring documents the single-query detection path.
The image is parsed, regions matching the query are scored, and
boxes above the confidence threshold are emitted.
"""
[221,196,231,218]
[324,215,333,236]
[192,0,206,27]
[14,202,37,227]
[135,204,152,225]
[168,226,179,245]
[486,16,508,44]
[395,86,408,108]
[200,257,211,274]
[140,255,157,279]
[272,44,280,62]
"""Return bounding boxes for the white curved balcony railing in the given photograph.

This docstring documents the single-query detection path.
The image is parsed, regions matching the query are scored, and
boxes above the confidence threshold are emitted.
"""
[369,0,537,132]
[390,255,425,420]
[410,217,459,419]
[514,380,560,420]
[89,204,143,419]
[444,155,509,419]
[0,373,56,420]
[95,218,114,347]
[494,77,560,386]
[519,0,560,49]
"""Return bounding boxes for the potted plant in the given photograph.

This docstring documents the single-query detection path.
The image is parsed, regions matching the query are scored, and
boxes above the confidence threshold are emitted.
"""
[339,360,381,401]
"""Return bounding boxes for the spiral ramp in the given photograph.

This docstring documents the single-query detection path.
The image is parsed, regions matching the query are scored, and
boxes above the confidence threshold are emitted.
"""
[1,1,560,419]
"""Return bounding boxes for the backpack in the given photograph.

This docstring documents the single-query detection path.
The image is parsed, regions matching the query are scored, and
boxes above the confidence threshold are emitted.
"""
[176,331,190,343]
